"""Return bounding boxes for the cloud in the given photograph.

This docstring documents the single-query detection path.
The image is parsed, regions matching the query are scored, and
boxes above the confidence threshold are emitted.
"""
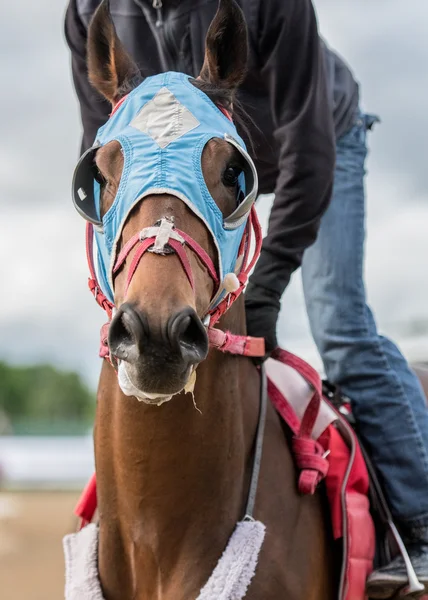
[0,0,427,387]
[314,0,428,198]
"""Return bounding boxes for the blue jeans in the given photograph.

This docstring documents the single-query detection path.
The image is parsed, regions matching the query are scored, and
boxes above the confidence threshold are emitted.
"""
[301,112,428,529]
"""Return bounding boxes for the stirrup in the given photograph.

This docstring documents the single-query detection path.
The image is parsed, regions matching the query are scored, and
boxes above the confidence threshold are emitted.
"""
[388,521,425,597]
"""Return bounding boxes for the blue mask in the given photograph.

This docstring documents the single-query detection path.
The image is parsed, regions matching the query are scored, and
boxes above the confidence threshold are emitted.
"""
[72,72,258,304]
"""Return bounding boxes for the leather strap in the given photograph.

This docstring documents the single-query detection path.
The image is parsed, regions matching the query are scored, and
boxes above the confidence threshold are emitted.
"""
[271,348,329,494]
[114,224,217,294]
[208,328,265,358]
[245,365,268,519]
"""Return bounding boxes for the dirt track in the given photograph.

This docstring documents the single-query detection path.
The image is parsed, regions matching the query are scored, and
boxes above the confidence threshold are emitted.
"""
[0,491,79,600]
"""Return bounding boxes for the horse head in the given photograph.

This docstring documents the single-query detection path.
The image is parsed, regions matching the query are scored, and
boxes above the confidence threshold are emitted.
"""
[73,0,258,404]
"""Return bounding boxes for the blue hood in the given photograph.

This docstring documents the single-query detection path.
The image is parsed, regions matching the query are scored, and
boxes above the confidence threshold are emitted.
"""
[73,72,258,303]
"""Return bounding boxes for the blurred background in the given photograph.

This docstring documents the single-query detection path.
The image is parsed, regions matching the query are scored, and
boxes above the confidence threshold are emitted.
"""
[0,1,427,598]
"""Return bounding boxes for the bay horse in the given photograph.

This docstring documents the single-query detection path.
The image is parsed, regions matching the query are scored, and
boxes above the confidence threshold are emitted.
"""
[74,1,338,598]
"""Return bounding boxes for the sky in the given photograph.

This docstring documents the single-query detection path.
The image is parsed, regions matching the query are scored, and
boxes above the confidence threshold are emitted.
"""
[0,0,427,387]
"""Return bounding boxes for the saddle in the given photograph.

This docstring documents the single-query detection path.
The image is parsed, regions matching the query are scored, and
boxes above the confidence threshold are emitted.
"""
[265,349,374,600]
[265,349,424,599]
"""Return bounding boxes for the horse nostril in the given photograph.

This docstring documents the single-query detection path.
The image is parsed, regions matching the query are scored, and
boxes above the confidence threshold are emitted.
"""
[169,309,208,365]
[108,303,144,362]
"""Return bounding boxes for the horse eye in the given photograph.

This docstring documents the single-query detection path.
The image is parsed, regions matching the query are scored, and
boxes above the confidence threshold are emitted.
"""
[222,166,242,187]
[92,162,107,186]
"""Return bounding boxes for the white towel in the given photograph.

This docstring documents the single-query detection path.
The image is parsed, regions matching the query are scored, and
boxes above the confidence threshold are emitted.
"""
[63,519,265,600]
[63,524,104,600]
[197,519,266,600]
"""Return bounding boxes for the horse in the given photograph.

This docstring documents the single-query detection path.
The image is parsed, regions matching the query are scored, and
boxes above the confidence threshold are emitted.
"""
[72,1,339,598]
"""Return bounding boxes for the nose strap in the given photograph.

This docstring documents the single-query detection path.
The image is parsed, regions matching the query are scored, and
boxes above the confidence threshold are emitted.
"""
[175,230,219,286]
[141,218,184,253]
[112,217,219,296]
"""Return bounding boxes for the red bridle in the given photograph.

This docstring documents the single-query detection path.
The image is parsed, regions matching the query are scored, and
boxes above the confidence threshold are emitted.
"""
[113,222,219,295]
[86,201,264,360]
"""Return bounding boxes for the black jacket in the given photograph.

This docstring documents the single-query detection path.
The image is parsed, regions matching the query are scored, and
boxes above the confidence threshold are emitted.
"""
[65,0,335,298]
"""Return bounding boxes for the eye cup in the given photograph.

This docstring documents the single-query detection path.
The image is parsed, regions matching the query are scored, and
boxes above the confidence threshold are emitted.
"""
[72,145,103,229]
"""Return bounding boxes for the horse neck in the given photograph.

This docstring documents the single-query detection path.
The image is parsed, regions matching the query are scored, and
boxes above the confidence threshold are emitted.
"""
[95,297,261,599]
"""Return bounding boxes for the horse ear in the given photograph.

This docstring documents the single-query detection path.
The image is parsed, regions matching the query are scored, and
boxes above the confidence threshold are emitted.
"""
[87,0,140,105]
[199,0,248,91]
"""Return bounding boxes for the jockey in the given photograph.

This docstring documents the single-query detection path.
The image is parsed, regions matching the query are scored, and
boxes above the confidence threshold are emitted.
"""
[65,1,428,596]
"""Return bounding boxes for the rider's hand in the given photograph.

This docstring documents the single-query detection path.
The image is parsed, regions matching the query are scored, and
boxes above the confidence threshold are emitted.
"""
[245,281,281,362]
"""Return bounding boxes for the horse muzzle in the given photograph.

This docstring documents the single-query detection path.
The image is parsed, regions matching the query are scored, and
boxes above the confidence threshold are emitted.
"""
[108,303,208,403]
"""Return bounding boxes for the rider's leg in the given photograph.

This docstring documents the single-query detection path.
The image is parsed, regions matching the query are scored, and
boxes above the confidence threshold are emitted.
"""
[301,111,428,598]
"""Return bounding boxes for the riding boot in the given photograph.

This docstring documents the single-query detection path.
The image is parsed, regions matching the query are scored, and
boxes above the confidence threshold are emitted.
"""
[366,526,428,599]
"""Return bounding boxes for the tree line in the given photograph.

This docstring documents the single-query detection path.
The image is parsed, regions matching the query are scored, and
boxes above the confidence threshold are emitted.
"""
[0,361,95,435]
